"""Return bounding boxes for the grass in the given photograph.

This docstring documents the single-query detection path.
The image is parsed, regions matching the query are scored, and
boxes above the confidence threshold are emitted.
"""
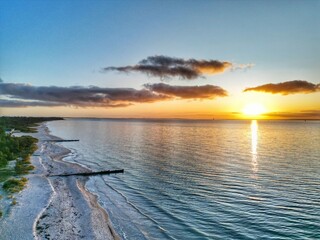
[3,177,28,193]
[15,155,35,174]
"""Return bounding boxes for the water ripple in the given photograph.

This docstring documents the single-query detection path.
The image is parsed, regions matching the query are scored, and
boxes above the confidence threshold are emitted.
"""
[48,119,320,240]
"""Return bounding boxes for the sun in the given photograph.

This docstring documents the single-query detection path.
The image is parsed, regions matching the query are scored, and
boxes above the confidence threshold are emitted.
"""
[243,103,266,116]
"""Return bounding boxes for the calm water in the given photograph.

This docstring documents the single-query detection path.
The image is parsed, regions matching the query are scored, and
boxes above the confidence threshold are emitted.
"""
[48,119,320,240]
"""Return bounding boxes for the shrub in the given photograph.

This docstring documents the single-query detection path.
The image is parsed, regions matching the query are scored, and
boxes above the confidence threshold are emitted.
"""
[3,178,28,193]
[15,156,35,174]
[11,198,17,205]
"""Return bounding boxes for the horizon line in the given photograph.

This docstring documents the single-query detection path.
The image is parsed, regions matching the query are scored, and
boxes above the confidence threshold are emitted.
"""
[1,116,319,121]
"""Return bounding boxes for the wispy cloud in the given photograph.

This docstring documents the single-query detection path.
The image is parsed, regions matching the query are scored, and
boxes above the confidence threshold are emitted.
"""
[103,55,252,80]
[0,99,64,108]
[231,110,320,119]
[144,83,228,99]
[262,110,320,119]
[244,80,320,95]
[0,81,226,108]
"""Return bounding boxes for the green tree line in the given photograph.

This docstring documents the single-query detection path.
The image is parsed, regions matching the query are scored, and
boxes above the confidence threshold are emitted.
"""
[0,117,63,133]
[0,117,62,216]
[0,117,63,168]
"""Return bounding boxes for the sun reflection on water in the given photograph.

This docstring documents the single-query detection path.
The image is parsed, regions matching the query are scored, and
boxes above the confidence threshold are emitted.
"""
[251,120,258,177]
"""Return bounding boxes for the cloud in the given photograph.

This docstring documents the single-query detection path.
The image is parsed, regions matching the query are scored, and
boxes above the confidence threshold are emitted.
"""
[261,110,320,119]
[231,110,320,119]
[144,83,228,99]
[262,110,320,119]
[244,80,320,95]
[103,55,252,80]
[0,99,64,108]
[0,82,170,108]
[0,81,226,108]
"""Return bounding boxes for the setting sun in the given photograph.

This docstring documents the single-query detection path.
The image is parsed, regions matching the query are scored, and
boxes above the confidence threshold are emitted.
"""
[243,103,266,116]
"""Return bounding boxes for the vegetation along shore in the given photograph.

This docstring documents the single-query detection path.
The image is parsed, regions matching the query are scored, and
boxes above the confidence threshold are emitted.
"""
[0,117,63,216]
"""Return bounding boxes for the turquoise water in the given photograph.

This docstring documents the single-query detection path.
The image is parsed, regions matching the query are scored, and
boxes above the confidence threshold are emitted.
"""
[48,119,320,239]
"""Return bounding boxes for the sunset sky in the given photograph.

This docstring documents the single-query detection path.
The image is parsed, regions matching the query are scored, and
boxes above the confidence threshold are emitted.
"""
[1,0,319,119]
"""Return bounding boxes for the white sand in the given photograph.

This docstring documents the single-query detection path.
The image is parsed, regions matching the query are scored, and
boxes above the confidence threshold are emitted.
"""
[0,123,120,240]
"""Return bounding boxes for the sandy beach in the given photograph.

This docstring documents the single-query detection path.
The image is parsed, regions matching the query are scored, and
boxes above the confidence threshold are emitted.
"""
[0,123,120,240]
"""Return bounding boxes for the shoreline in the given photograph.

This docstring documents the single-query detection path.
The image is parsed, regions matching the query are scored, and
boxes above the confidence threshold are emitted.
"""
[0,122,120,240]
[35,122,120,240]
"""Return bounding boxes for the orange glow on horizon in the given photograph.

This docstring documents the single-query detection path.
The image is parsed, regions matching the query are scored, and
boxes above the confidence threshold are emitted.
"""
[1,94,319,120]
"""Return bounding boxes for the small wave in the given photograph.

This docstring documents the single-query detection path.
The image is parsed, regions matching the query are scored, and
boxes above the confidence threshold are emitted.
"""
[99,176,177,240]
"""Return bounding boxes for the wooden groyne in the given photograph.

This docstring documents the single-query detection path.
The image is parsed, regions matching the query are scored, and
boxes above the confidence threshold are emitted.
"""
[48,169,124,177]
[44,139,80,142]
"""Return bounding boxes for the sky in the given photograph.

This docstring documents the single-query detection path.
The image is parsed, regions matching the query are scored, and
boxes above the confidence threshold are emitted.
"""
[0,0,319,119]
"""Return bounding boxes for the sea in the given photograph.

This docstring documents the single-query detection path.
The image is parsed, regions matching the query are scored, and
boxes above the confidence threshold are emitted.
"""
[47,118,320,240]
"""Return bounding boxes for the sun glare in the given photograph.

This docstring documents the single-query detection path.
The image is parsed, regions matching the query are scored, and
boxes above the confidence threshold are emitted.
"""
[243,103,266,116]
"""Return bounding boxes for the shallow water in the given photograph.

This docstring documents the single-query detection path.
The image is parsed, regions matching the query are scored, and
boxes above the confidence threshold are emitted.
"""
[48,119,320,239]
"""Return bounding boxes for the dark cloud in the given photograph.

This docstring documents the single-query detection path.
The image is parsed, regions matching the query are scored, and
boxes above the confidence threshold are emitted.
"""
[0,99,63,108]
[144,83,228,99]
[0,99,132,108]
[244,80,320,95]
[0,81,227,108]
[0,82,170,108]
[103,55,252,80]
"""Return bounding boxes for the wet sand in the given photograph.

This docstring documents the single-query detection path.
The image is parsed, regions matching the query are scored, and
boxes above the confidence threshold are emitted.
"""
[0,123,119,240]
